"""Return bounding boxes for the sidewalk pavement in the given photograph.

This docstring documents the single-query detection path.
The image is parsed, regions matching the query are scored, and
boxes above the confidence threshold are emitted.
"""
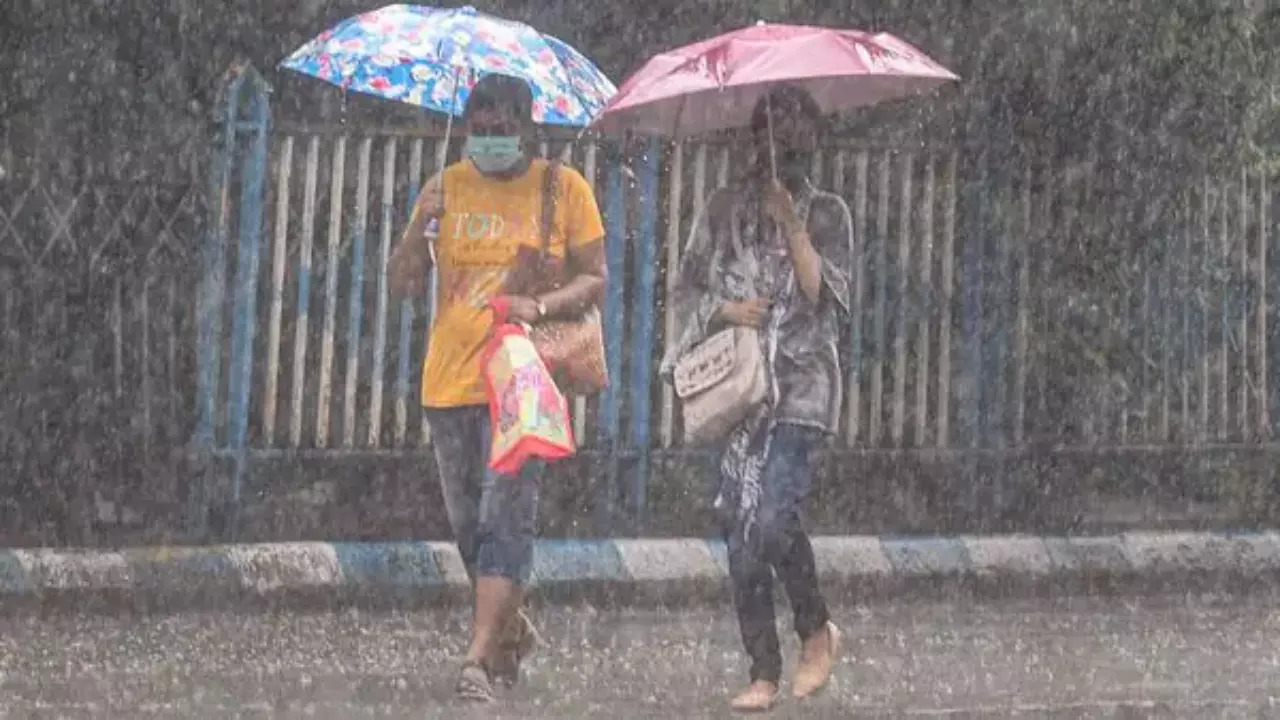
[3,531,1280,612]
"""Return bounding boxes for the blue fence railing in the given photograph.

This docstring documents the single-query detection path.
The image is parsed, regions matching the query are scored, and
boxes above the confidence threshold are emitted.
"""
[188,65,1280,539]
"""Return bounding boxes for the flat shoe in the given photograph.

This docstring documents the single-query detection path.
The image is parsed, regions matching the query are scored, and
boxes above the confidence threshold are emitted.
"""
[792,621,841,698]
[730,680,780,713]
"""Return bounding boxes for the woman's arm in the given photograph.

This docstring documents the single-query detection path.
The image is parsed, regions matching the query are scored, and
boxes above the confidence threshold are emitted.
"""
[784,225,824,305]
[509,167,607,321]
[538,238,606,317]
[764,180,852,312]
[388,174,443,299]
[763,179,822,303]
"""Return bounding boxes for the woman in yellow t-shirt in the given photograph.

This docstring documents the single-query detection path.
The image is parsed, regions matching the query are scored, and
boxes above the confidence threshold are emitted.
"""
[388,74,606,703]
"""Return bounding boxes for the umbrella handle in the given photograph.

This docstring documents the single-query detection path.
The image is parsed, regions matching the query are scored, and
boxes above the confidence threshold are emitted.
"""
[758,17,778,179]
[766,93,777,181]
[435,67,464,173]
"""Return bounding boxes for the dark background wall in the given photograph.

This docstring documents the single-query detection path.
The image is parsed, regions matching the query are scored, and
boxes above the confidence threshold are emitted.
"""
[3,0,1276,179]
[3,0,1280,545]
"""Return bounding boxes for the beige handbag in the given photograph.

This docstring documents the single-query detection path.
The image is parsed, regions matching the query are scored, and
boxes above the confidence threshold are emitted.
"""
[672,213,768,444]
[502,160,609,395]
[673,325,767,443]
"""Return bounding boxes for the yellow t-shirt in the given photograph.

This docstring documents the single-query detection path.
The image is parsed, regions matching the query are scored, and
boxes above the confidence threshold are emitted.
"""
[420,157,605,408]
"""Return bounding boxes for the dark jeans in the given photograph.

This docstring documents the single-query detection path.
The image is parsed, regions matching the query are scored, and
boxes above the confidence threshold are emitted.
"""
[724,423,831,685]
[424,406,543,585]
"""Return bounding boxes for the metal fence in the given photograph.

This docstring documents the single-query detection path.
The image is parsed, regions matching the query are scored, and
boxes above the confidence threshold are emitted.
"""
[0,171,203,545]
[184,66,1280,536]
[4,65,1277,544]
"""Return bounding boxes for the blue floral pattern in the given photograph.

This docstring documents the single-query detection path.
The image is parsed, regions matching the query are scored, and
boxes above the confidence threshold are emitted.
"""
[280,4,616,127]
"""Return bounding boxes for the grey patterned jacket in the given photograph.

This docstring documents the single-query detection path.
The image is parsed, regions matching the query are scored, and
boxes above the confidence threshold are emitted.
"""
[660,176,855,436]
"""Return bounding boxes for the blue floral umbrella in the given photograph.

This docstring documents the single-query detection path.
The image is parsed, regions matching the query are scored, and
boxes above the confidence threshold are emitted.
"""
[279,4,616,128]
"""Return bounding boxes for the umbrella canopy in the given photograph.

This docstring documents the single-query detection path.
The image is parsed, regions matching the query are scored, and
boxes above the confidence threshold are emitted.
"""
[280,4,616,127]
[593,21,957,137]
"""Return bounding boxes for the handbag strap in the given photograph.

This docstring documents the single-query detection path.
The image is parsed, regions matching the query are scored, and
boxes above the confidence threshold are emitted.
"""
[540,158,561,256]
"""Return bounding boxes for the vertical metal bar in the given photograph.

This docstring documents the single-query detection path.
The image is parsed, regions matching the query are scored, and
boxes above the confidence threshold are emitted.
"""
[264,135,293,446]
[891,151,912,447]
[1180,198,1192,440]
[936,152,957,449]
[1036,162,1059,433]
[687,140,709,428]
[1109,192,1126,445]
[316,135,347,448]
[1257,167,1269,435]
[1060,165,1083,441]
[342,137,373,448]
[1219,176,1230,440]
[990,180,1010,448]
[1,272,11,359]
[659,141,683,448]
[575,142,598,444]
[113,277,123,398]
[692,143,709,221]
[2,275,12,370]
[1085,167,1105,444]
[396,139,424,447]
[140,280,152,457]
[1013,164,1031,445]
[961,150,987,449]
[913,154,934,447]
[1140,217,1153,442]
[838,150,862,447]
[195,77,241,447]
[168,277,179,438]
[630,139,661,527]
[1160,208,1173,443]
[1240,167,1251,438]
[1200,177,1211,442]
[290,135,320,448]
[428,135,446,328]
[597,150,627,529]
[870,151,889,446]
[422,138,445,448]
[369,137,397,447]
[226,84,271,538]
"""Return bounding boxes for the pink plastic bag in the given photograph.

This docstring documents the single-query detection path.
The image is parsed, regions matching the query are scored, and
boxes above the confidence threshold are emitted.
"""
[481,298,576,475]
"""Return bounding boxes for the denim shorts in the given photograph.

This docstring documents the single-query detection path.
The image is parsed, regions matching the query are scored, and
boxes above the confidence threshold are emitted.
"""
[424,405,543,584]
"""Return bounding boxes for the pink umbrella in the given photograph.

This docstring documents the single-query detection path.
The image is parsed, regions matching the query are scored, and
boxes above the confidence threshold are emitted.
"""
[592,21,958,139]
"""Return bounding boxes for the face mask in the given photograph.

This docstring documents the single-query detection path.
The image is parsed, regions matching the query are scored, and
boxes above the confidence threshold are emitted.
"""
[465,135,523,173]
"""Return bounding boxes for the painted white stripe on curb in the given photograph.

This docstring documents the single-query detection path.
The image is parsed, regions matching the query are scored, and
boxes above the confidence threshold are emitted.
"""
[961,536,1052,575]
[14,550,133,591]
[615,539,722,582]
[224,543,342,593]
[427,542,471,588]
[1224,532,1280,572]
[1122,531,1280,574]
[1122,531,1217,572]
[811,536,894,578]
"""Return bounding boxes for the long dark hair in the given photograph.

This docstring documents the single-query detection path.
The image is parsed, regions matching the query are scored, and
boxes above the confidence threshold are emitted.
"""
[747,85,823,190]
[749,85,823,135]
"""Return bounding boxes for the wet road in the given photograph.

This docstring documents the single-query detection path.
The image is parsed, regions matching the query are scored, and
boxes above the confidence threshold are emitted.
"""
[2,594,1279,719]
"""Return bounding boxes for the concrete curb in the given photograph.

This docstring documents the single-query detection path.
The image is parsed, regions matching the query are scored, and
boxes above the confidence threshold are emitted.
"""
[3,531,1280,612]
